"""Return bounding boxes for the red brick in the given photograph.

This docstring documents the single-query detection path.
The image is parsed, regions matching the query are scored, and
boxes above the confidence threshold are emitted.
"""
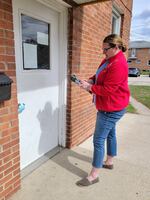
[13,156,20,165]
[0,185,13,199]
[0,136,10,146]
[0,123,10,130]
[1,129,11,137]
[0,173,12,185]
[13,168,20,177]
[10,118,18,127]
[4,21,13,30]
[0,152,12,165]
[0,47,6,55]
[0,2,12,13]
[5,186,20,200]
[12,144,19,153]
[0,20,5,29]
[5,174,20,189]
[0,61,6,70]
[3,151,19,164]
[0,29,4,37]
[3,12,13,22]
[0,9,4,19]
[3,167,13,176]
[0,185,3,192]
[3,140,19,151]
[0,108,9,115]
[13,179,21,189]
[128,48,150,70]
[7,62,16,70]
[4,70,16,76]
[0,172,4,179]
[4,163,20,176]
[3,0,12,5]
[0,113,18,124]
[6,47,14,55]
[0,161,12,172]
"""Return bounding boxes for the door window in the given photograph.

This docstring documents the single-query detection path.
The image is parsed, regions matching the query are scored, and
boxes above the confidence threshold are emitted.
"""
[21,14,50,70]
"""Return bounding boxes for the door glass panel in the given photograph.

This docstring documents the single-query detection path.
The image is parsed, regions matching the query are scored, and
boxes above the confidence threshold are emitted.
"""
[21,14,50,70]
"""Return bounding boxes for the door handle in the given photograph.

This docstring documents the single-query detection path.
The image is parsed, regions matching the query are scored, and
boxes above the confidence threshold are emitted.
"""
[18,103,25,114]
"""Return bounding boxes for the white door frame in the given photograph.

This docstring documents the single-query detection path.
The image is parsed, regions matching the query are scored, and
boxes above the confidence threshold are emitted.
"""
[35,0,68,147]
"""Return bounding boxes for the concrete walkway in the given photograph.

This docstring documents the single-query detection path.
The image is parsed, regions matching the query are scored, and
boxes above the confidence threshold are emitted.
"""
[130,96,150,116]
[9,99,150,200]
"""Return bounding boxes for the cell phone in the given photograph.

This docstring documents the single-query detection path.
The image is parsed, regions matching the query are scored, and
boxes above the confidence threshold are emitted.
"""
[70,74,81,85]
[70,74,92,94]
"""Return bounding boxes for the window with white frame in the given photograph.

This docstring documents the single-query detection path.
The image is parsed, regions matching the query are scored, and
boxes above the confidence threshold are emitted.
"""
[112,7,121,35]
[21,14,50,70]
[136,59,141,64]
[130,48,136,57]
[147,60,150,66]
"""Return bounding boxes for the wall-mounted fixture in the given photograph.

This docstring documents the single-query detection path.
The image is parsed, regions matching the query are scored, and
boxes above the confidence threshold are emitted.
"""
[0,72,13,101]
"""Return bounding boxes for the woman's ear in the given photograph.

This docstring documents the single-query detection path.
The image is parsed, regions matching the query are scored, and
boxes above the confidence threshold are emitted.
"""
[114,45,119,51]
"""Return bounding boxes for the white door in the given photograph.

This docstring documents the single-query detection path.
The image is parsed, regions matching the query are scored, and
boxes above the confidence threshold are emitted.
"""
[13,0,64,169]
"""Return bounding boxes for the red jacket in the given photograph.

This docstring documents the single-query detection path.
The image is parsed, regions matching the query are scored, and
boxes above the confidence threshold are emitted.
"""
[90,51,130,112]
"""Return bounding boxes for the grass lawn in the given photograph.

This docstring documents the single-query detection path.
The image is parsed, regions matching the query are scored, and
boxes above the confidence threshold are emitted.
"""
[141,70,150,75]
[126,103,137,113]
[129,85,150,109]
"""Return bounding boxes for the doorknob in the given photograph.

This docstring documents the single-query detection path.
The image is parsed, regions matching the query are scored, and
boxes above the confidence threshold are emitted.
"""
[18,103,25,114]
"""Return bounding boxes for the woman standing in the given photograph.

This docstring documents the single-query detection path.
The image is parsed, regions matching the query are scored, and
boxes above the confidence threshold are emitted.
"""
[77,34,130,186]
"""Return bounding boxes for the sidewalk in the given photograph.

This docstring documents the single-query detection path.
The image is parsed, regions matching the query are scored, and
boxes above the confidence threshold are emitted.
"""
[9,100,150,200]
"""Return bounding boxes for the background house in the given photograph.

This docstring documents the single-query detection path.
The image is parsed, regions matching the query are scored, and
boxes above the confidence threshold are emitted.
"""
[128,41,150,70]
[0,0,132,199]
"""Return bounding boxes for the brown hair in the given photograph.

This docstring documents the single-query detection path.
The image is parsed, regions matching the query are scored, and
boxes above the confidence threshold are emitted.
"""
[103,34,127,52]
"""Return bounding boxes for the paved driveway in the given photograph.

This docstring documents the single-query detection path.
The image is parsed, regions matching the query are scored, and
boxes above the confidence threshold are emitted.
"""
[128,75,150,86]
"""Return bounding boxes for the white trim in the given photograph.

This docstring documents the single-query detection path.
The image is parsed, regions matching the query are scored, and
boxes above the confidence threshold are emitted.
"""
[112,3,124,15]
[58,10,68,147]
[147,60,150,66]
[56,0,72,8]
[131,48,136,57]
[112,6,121,35]
[36,0,70,12]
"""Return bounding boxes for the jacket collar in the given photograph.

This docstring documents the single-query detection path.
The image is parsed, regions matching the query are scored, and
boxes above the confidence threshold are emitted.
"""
[107,50,123,63]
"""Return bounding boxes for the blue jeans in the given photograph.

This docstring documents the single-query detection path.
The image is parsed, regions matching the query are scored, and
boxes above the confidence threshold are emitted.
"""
[92,109,126,168]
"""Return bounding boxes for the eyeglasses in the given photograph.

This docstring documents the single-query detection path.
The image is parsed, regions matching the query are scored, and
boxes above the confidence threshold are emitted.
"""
[103,47,112,52]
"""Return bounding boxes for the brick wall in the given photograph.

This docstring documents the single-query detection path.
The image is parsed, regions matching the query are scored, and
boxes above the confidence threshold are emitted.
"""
[67,0,132,148]
[0,0,21,199]
[128,48,150,70]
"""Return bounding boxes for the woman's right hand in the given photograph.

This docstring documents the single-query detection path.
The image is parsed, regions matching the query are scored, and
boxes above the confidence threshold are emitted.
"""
[87,79,94,84]
[79,80,92,91]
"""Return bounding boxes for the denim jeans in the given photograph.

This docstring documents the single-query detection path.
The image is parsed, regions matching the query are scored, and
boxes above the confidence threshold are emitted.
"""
[92,109,126,168]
